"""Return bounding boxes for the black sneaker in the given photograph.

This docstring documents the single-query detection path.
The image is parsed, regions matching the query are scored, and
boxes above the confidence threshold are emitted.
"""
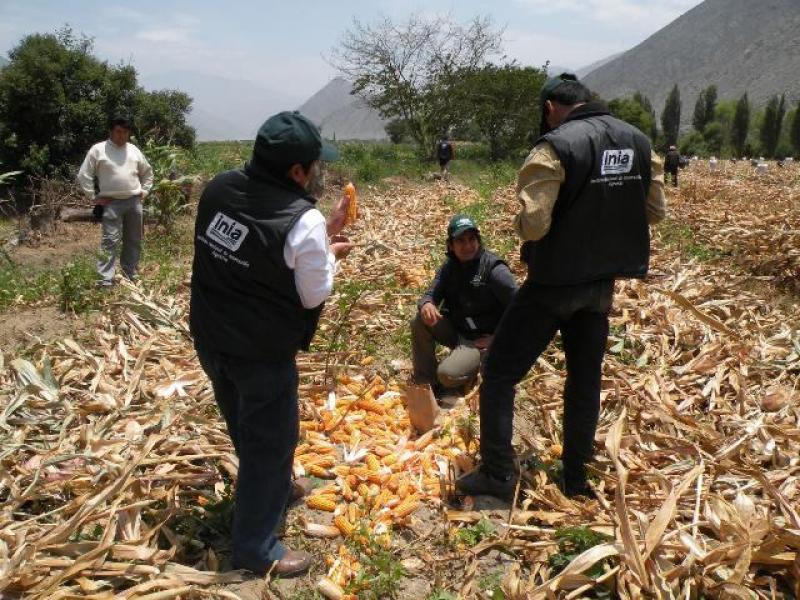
[455,467,517,500]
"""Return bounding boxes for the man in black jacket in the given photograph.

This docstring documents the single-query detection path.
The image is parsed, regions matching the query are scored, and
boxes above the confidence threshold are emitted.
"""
[665,145,681,187]
[456,74,666,500]
[412,215,517,400]
[190,111,353,577]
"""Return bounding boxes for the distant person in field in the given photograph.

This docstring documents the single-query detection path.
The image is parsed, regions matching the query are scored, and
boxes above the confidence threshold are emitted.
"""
[456,74,666,501]
[437,136,455,180]
[77,116,153,286]
[189,111,353,578]
[411,215,517,403]
[665,144,681,187]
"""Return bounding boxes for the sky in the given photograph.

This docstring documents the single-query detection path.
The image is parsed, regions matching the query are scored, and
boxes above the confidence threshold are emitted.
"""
[1,0,704,103]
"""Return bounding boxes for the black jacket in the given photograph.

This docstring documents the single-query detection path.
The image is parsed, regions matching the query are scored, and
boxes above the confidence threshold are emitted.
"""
[664,150,681,172]
[419,248,517,339]
[523,103,652,285]
[190,163,322,360]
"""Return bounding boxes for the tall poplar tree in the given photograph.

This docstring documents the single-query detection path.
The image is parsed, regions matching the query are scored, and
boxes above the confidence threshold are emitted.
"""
[790,100,800,156]
[731,93,750,157]
[661,85,681,147]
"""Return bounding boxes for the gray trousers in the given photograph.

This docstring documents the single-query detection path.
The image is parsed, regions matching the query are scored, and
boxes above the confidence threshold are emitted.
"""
[98,196,143,284]
[410,313,482,390]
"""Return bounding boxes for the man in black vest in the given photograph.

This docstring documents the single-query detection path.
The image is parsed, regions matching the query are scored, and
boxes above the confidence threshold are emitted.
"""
[190,111,353,576]
[665,145,681,187]
[437,136,455,180]
[412,215,518,400]
[456,74,666,500]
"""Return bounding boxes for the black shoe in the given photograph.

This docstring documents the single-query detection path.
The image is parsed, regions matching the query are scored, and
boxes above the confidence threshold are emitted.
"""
[561,479,594,499]
[455,467,517,500]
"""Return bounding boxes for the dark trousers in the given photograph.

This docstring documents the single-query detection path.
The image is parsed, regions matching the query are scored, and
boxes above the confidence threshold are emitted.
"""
[195,344,299,572]
[667,168,678,187]
[479,279,613,488]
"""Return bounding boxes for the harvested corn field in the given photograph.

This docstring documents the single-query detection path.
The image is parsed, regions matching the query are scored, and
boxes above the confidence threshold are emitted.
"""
[1,161,799,599]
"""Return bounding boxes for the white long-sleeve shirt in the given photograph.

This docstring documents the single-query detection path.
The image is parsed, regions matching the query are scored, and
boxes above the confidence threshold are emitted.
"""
[283,209,337,308]
[77,140,154,200]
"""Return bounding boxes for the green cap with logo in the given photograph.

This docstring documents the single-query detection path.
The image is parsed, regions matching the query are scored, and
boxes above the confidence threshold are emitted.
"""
[447,214,479,239]
[252,111,339,170]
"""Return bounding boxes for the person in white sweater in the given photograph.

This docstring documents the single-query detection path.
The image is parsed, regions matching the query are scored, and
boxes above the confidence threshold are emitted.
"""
[77,116,154,285]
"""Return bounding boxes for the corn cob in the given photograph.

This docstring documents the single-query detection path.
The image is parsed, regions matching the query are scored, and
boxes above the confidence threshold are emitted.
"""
[365,454,381,471]
[344,182,357,225]
[356,398,385,414]
[306,494,337,512]
[357,483,371,499]
[348,502,360,523]
[394,496,420,518]
[334,515,355,536]
[307,464,333,479]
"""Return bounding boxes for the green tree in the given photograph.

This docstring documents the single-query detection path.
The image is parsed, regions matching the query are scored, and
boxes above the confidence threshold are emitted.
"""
[731,93,750,157]
[608,96,655,137]
[692,85,717,133]
[702,122,724,155]
[384,119,408,144]
[453,63,547,160]
[134,89,195,148]
[760,93,787,158]
[633,92,658,141]
[332,14,503,156]
[661,85,681,147]
[692,89,707,132]
[0,27,194,177]
[790,101,800,156]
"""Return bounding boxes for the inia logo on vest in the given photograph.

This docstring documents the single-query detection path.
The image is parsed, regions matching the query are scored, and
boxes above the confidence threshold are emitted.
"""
[600,149,635,176]
[206,212,249,251]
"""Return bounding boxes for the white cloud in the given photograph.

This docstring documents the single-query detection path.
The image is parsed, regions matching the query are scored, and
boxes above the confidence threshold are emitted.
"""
[514,0,703,32]
[505,29,622,71]
[135,28,192,44]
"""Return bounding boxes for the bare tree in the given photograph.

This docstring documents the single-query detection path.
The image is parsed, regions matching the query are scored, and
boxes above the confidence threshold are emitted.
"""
[331,14,503,155]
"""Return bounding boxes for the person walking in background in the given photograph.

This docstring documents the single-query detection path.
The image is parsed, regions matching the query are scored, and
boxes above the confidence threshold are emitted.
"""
[456,74,666,500]
[190,111,353,577]
[411,215,517,404]
[437,136,454,180]
[77,116,153,286]
[665,144,681,187]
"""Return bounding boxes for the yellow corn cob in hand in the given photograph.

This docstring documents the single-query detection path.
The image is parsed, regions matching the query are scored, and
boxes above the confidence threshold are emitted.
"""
[344,182,357,225]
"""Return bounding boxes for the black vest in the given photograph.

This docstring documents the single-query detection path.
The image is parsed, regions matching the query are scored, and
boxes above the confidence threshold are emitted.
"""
[442,249,507,339]
[523,105,651,285]
[189,165,322,360]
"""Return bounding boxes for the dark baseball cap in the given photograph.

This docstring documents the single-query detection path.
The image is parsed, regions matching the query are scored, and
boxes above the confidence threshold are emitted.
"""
[252,111,339,169]
[447,214,479,239]
[540,72,579,102]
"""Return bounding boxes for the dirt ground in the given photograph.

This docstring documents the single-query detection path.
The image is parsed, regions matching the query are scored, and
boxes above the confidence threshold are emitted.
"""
[0,221,99,351]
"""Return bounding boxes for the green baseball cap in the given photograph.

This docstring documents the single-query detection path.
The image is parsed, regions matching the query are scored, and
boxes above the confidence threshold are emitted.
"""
[447,214,479,239]
[540,72,579,102]
[252,111,339,169]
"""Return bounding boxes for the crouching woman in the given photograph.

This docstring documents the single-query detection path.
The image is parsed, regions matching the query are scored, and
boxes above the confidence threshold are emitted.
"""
[411,215,518,400]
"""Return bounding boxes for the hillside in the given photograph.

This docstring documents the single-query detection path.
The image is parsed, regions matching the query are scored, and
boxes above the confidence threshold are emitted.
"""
[298,77,388,140]
[141,71,301,141]
[583,0,800,125]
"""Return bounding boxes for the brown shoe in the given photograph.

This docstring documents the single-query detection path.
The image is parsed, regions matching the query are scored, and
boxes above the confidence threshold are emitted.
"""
[290,477,313,503]
[272,549,312,577]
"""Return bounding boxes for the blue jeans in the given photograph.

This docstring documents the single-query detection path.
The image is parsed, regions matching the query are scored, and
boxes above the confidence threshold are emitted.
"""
[479,279,613,488]
[195,344,299,572]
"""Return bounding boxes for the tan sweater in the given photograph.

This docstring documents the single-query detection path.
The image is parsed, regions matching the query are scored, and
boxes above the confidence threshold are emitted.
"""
[77,140,154,200]
[514,141,666,241]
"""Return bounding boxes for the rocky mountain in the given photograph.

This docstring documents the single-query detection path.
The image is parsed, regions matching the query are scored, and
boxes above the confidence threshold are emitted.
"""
[583,0,800,126]
[298,77,387,141]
